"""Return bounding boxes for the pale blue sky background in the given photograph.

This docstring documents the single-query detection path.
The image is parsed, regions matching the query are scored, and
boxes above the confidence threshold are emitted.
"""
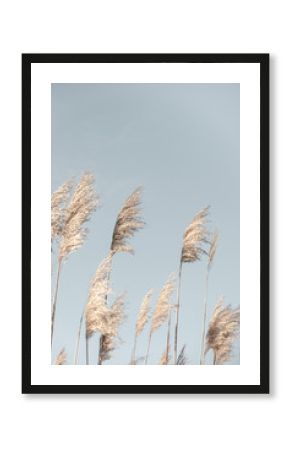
[51,83,240,365]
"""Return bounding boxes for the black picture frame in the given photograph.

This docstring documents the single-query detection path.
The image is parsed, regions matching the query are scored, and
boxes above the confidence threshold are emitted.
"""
[22,53,269,394]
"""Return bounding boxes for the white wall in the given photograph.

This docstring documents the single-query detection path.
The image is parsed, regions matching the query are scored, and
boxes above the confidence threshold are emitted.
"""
[0,1,285,449]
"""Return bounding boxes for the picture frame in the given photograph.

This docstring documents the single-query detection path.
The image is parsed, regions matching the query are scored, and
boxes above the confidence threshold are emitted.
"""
[22,53,269,394]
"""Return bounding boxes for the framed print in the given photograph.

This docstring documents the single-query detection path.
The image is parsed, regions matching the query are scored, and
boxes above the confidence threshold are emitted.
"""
[22,53,269,394]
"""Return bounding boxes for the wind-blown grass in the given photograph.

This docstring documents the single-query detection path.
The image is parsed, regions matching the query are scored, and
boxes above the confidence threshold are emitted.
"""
[84,253,113,364]
[173,207,209,363]
[95,187,145,364]
[98,293,125,364]
[145,274,175,364]
[83,252,126,364]
[200,230,219,364]
[205,298,240,364]
[131,289,153,364]
[51,173,240,367]
[110,187,145,255]
[51,172,99,346]
[51,180,73,243]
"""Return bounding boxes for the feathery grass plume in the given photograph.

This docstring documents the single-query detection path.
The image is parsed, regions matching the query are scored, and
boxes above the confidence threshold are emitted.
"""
[145,275,175,364]
[160,312,172,366]
[159,302,175,365]
[110,187,144,255]
[174,206,210,364]
[200,229,219,365]
[59,172,99,260]
[84,253,113,364]
[96,186,144,363]
[51,172,99,347]
[151,276,175,332]
[176,345,187,365]
[131,289,153,364]
[98,294,125,364]
[136,289,152,336]
[54,348,66,365]
[165,305,175,364]
[181,207,210,263]
[208,229,219,270]
[51,180,73,242]
[205,298,240,365]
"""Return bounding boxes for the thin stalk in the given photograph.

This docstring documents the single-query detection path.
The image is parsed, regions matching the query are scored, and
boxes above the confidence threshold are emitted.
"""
[200,269,209,364]
[173,259,183,364]
[51,248,56,310]
[131,334,137,365]
[51,256,63,346]
[74,312,84,364]
[145,332,152,365]
[165,310,172,364]
[213,351,216,365]
[51,247,54,276]
[86,335,90,365]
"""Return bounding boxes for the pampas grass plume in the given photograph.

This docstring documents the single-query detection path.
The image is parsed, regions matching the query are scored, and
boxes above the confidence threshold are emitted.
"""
[111,187,144,255]
[205,297,240,364]
[59,172,99,259]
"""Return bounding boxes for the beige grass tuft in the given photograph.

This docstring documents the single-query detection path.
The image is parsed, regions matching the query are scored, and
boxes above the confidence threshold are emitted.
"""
[205,297,240,364]
[85,253,113,338]
[208,229,219,269]
[145,275,175,364]
[51,172,99,347]
[135,289,153,336]
[54,348,66,365]
[98,293,125,363]
[151,275,175,333]
[59,172,99,259]
[51,180,73,241]
[84,254,125,364]
[131,289,153,364]
[110,187,144,255]
[174,206,210,364]
[181,206,210,263]
[200,229,219,364]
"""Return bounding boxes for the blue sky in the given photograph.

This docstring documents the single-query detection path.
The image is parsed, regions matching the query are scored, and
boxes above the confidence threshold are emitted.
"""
[51,83,240,365]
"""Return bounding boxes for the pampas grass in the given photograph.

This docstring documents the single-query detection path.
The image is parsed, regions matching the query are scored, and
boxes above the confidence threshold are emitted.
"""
[96,187,145,363]
[111,187,145,255]
[51,180,73,242]
[160,301,175,365]
[59,172,99,259]
[51,172,99,346]
[205,298,240,364]
[200,230,219,364]
[98,294,125,363]
[54,348,66,365]
[51,173,240,367]
[84,253,113,364]
[83,252,125,364]
[131,289,153,364]
[173,207,209,363]
[145,275,175,364]
[181,207,210,263]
